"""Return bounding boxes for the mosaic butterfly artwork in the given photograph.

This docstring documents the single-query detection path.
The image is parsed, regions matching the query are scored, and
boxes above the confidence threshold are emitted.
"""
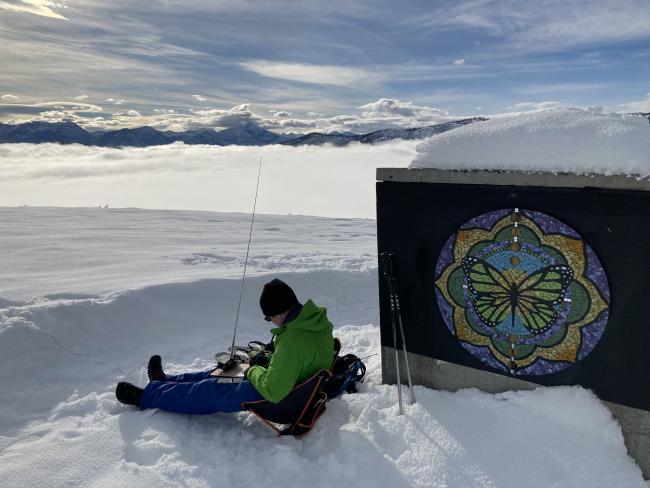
[435,208,610,375]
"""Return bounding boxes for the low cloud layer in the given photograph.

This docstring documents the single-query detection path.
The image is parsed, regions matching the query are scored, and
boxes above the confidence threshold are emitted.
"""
[0,140,418,218]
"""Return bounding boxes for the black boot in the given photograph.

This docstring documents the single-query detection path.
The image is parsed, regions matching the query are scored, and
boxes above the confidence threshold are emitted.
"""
[116,382,143,407]
[147,354,166,381]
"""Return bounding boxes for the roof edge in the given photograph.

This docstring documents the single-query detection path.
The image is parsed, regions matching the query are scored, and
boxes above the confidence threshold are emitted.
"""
[376,168,650,191]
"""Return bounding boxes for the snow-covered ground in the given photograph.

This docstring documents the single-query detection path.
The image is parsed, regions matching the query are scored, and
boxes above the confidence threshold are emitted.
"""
[0,207,646,487]
[0,207,377,301]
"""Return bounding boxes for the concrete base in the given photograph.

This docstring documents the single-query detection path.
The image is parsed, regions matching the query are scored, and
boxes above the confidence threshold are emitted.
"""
[382,346,650,480]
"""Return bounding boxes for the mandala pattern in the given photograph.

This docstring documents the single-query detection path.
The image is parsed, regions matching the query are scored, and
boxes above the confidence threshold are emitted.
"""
[435,208,610,375]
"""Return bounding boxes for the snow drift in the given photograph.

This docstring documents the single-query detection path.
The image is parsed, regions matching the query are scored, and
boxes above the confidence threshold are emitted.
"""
[412,108,650,177]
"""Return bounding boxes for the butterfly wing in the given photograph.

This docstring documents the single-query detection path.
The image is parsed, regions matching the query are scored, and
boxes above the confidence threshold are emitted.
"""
[461,256,513,328]
[514,265,574,334]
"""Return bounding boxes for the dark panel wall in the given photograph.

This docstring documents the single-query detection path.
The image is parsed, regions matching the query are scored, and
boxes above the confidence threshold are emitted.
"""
[377,181,650,411]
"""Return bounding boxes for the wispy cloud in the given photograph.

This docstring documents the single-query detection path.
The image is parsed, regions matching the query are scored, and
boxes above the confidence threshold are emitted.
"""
[617,93,650,113]
[240,61,376,87]
[508,101,564,111]
[0,101,104,116]
[0,0,67,20]
[514,83,609,95]
[418,0,650,52]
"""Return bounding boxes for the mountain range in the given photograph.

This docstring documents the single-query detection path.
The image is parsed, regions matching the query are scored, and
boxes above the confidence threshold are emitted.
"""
[0,118,487,148]
[283,118,487,146]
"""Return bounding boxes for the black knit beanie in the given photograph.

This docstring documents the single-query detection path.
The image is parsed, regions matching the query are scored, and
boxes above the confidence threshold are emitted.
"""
[259,278,299,318]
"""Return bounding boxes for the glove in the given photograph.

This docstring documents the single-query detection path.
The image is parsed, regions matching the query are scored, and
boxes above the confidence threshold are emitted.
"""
[248,352,270,368]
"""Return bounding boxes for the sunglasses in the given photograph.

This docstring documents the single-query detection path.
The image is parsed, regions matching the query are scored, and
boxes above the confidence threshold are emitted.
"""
[264,315,272,322]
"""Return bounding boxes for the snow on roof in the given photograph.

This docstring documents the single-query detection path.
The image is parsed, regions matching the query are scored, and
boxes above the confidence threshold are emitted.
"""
[411,108,650,178]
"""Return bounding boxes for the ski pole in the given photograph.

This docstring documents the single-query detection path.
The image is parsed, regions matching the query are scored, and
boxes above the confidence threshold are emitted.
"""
[387,253,416,405]
[381,252,404,415]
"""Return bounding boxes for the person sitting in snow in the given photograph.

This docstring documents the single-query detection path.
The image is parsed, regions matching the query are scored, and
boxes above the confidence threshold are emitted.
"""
[115,278,335,414]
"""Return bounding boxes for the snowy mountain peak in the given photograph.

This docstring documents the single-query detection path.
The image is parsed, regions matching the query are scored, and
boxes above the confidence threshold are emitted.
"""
[0,118,486,147]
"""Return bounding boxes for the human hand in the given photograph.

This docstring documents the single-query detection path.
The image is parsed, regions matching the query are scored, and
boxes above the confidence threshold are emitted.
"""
[248,352,270,368]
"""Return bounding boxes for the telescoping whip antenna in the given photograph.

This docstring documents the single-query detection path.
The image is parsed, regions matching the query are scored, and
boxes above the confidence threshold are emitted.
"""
[230,155,263,361]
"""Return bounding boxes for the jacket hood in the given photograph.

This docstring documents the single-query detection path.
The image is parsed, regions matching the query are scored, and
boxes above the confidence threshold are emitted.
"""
[271,299,330,335]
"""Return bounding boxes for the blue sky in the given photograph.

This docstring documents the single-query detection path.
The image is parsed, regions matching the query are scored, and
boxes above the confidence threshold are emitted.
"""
[1,0,649,133]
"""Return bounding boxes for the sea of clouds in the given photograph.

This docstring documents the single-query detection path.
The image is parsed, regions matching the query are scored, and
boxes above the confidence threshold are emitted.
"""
[0,140,417,218]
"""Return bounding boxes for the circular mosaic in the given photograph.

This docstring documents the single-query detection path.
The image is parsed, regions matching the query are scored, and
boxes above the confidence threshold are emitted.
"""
[435,208,610,375]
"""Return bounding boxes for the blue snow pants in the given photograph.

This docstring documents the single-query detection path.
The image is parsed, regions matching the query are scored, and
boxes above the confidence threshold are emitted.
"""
[139,369,264,414]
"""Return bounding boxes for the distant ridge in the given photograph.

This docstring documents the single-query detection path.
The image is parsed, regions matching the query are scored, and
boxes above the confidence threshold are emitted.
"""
[0,121,289,147]
[283,118,488,146]
[0,118,488,147]
[0,121,96,145]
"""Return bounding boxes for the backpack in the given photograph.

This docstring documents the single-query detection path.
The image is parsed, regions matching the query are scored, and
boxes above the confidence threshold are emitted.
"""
[322,354,367,398]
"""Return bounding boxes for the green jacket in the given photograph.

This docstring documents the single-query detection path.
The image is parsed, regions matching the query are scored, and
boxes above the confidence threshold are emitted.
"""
[247,299,334,403]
